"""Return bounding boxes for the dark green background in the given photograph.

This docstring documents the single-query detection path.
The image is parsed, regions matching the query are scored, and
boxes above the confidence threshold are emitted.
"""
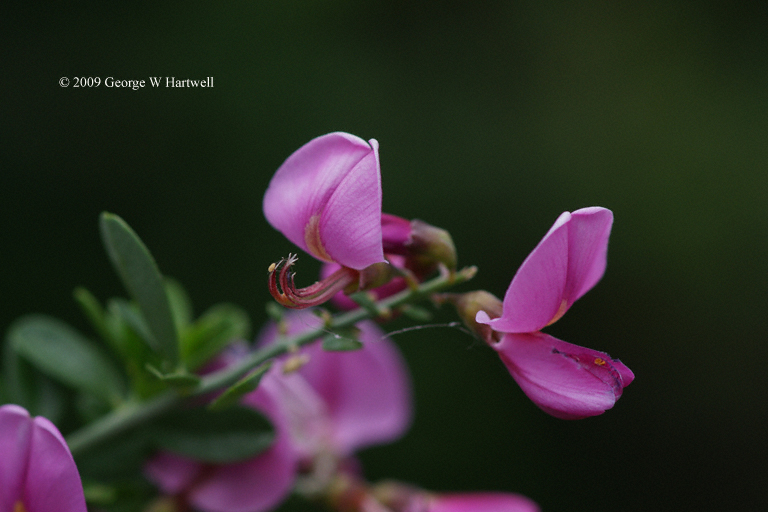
[3,1,766,510]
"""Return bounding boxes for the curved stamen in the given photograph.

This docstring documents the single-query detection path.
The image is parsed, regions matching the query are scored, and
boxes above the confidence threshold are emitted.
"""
[268,254,359,309]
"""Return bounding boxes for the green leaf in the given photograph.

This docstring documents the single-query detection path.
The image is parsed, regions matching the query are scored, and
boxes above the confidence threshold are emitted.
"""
[8,315,125,405]
[322,327,363,351]
[2,340,65,422]
[181,304,251,370]
[151,406,274,463]
[109,299,155,349]
[165,278,193,333]
[73,287,117,351]
[99,212,178,365]
[208,363,272,411]
[104,299,166,398]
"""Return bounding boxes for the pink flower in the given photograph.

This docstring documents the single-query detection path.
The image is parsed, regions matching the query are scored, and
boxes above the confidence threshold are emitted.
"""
[319,213,459,310]
[256,310,412,457]
[0,404,87,512]
[371,483,539,512]
[263,132,385,271]
[263,132,388,308]
[263,134,457,309]
[422,492,540,512]
[145,311,412,512]
[145,376,298,512]
[476,207,634,419]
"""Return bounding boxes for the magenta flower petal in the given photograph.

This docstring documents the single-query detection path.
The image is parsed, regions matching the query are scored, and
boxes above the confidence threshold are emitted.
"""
[299,321,412,454]
[145,364,299,512]
[562,207,613,305]
[143,452,202,494]
[0,404,87,512]
[478,207,613,333]
[263,132,385,270]
[381,213,412,253]
[494,332,634,419]
[256,310,412,455]
[426,492,540,512]
[188,433,296,512]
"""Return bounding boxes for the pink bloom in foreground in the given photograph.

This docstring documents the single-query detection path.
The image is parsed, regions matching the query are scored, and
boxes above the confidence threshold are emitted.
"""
[476,207,634,419]
[0,404,87,512]
[263,132,384,270]
[263,134,456,309]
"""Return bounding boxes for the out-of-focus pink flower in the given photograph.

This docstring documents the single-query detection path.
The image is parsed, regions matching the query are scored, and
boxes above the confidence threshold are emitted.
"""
[0,404,87,512]
[421,492,540,512]
[370,482,539,512]
[476,207,634,419]
[263,132,385,271]
[144,375,298,512]
[145,311,412,512]
[256,310,412,457]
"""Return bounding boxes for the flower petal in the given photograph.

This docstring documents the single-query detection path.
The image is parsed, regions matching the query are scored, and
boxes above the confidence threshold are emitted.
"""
[188,374,299,512]
[426,492,540,512]
[0,404,87,512]
[143,452,202,494]
[263,132,384,269]
[477,207,612,333]
[255,310,412,455]
[0,404,30,510]
[381,213,413,253]
[562,207,613,306]
[188,433,296,512]
[479,212,571,333]
[299,321,412,454]
[494,332,633,419]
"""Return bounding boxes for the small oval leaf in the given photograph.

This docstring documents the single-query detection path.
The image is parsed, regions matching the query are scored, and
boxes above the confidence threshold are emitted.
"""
[322,332,363,351]
[9,315,126,404]
[182,304,251,370]
[208,363,272,411]
[100,212,178,365]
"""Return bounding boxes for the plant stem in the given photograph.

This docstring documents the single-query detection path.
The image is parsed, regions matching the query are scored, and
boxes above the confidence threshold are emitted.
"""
[66,266,476,456]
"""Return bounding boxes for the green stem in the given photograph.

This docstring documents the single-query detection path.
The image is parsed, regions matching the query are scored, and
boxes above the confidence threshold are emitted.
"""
[66,265,476,456]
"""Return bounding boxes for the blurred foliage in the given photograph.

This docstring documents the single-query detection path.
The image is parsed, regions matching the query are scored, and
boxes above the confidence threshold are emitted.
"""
[3,1,767,510]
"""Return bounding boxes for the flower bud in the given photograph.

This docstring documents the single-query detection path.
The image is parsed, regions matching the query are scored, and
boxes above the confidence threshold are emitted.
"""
[381,214,457,276]
[440,291,503,345]
[408,219,457,274]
